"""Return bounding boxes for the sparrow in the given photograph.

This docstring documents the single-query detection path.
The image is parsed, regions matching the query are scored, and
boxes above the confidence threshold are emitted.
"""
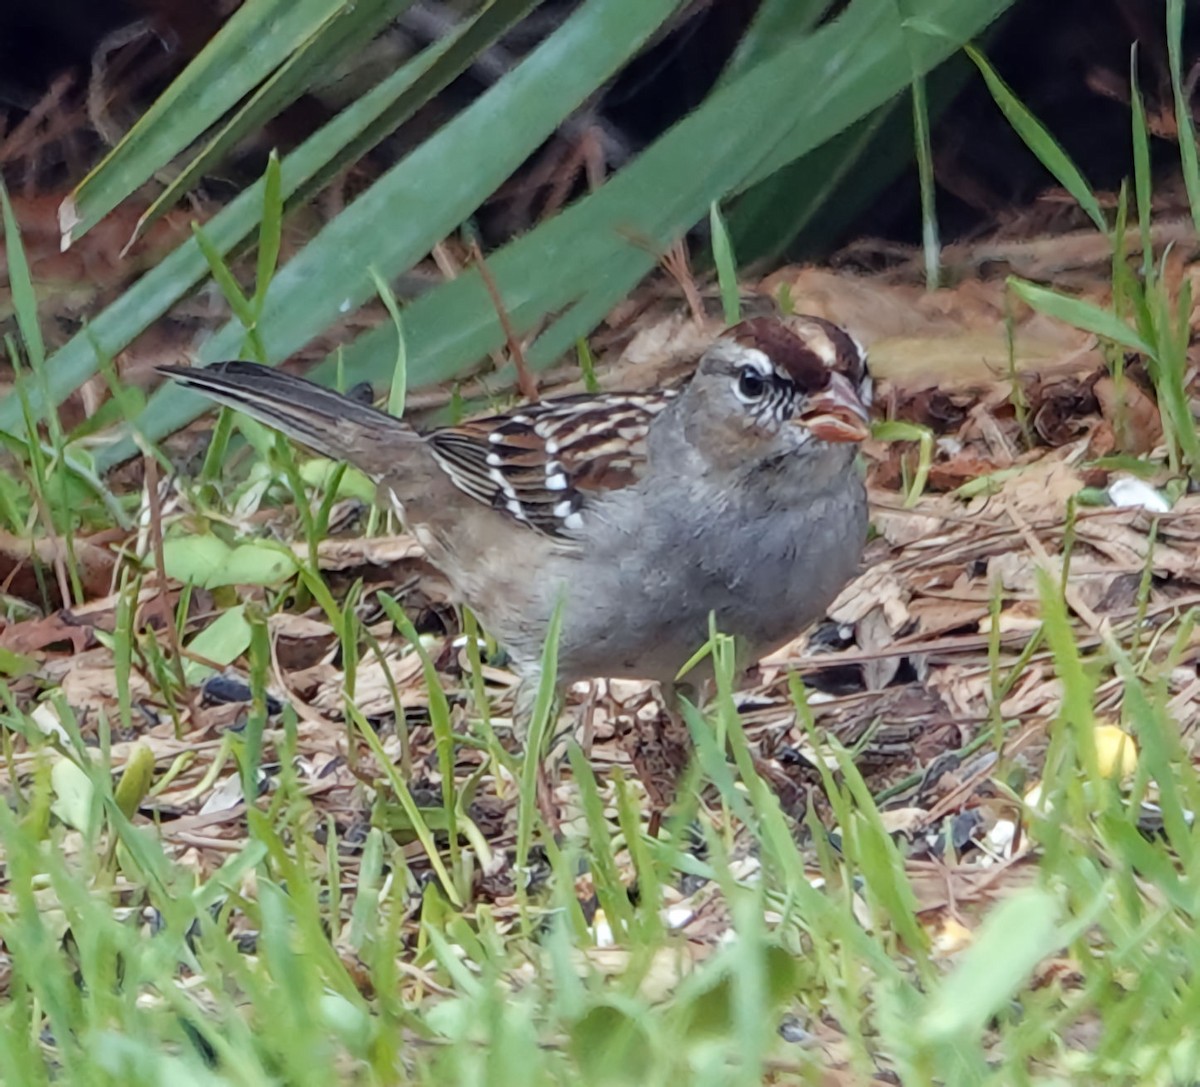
[160,315,871,733]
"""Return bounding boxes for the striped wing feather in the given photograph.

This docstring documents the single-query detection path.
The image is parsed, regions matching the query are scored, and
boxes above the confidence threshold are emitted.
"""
[428,392,676,537]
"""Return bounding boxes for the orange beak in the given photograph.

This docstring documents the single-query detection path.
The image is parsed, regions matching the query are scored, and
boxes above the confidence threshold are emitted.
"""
[795,372,871,443]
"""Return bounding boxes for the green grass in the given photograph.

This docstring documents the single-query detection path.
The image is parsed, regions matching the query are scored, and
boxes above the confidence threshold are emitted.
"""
[969,26,1200,478]
[4,558,1200,1083]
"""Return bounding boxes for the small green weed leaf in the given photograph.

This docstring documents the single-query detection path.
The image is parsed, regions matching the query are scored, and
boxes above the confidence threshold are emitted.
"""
[184,604,252,684]
[67,388,148,440]
[0,178,46,369]
[159,537,295,590]
[567,744,635,938]
[253,151,285,314]
[374,801,452,838]
[213,542,298,588]
[192,223,255,329]
[50,757,96,833]
[1168,0,1200,232]
[872,419,933,505]
[159,535,232,587]
[575,338,600,393]
[297,459,375,503]
[709,201,741,324]
[834,750,929,962]
[1129,47,1155,284]
[0,647,39,678]
[368,266,407,417]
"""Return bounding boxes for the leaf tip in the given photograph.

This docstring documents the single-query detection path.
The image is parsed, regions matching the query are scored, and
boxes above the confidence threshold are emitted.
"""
[58,196,81,252]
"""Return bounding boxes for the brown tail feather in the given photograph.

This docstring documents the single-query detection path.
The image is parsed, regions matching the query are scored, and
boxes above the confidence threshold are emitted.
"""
[158,361,418,475]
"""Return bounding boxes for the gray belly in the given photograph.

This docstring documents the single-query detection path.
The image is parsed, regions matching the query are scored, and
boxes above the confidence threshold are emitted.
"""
[552,474,867,685]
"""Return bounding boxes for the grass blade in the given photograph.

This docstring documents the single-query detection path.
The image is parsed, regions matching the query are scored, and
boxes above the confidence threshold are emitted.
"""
[708,201,741,324]
[1167,0,1200,232]
[1007,277,1152,354]
[966,44,1107,235]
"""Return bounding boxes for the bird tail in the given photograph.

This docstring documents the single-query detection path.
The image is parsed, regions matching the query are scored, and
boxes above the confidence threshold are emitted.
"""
[158,361,419,472]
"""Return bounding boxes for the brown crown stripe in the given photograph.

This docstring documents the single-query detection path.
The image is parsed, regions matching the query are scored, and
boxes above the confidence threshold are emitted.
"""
[728,317,832,393]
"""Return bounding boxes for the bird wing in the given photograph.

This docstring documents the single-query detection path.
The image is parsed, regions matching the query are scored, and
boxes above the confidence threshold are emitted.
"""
[428,391,677,537]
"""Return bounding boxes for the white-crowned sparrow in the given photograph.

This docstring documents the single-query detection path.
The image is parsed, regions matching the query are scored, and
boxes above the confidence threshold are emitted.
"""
[160,316,871,731]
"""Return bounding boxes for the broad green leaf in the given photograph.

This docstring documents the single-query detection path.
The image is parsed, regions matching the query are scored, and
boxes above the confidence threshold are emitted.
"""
[288,0,548,212]
[494,0,1013,372]
[733,4,988,264]
[22,0,1017,474]
[112,0,1015,470]
[720,0,830,83]
[404,0,1017,384]
[99,0,688,462]
[728,103,900,265]
[131,0,414,245]
[64,0,362,243]
[0,0,543,438]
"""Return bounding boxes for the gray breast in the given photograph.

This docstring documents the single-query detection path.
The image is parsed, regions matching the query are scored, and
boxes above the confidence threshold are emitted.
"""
[548,450,867,686]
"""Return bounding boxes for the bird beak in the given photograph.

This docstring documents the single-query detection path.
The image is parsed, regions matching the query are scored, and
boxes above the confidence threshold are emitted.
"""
[794,372,871,442]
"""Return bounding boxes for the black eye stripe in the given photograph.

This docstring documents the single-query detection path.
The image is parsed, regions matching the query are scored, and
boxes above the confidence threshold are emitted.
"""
[742,383,794,423]
[730,357,813,426]
[769,388,796,420]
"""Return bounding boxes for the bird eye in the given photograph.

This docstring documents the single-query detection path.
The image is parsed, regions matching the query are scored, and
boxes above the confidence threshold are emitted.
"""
[735,366,768,402]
